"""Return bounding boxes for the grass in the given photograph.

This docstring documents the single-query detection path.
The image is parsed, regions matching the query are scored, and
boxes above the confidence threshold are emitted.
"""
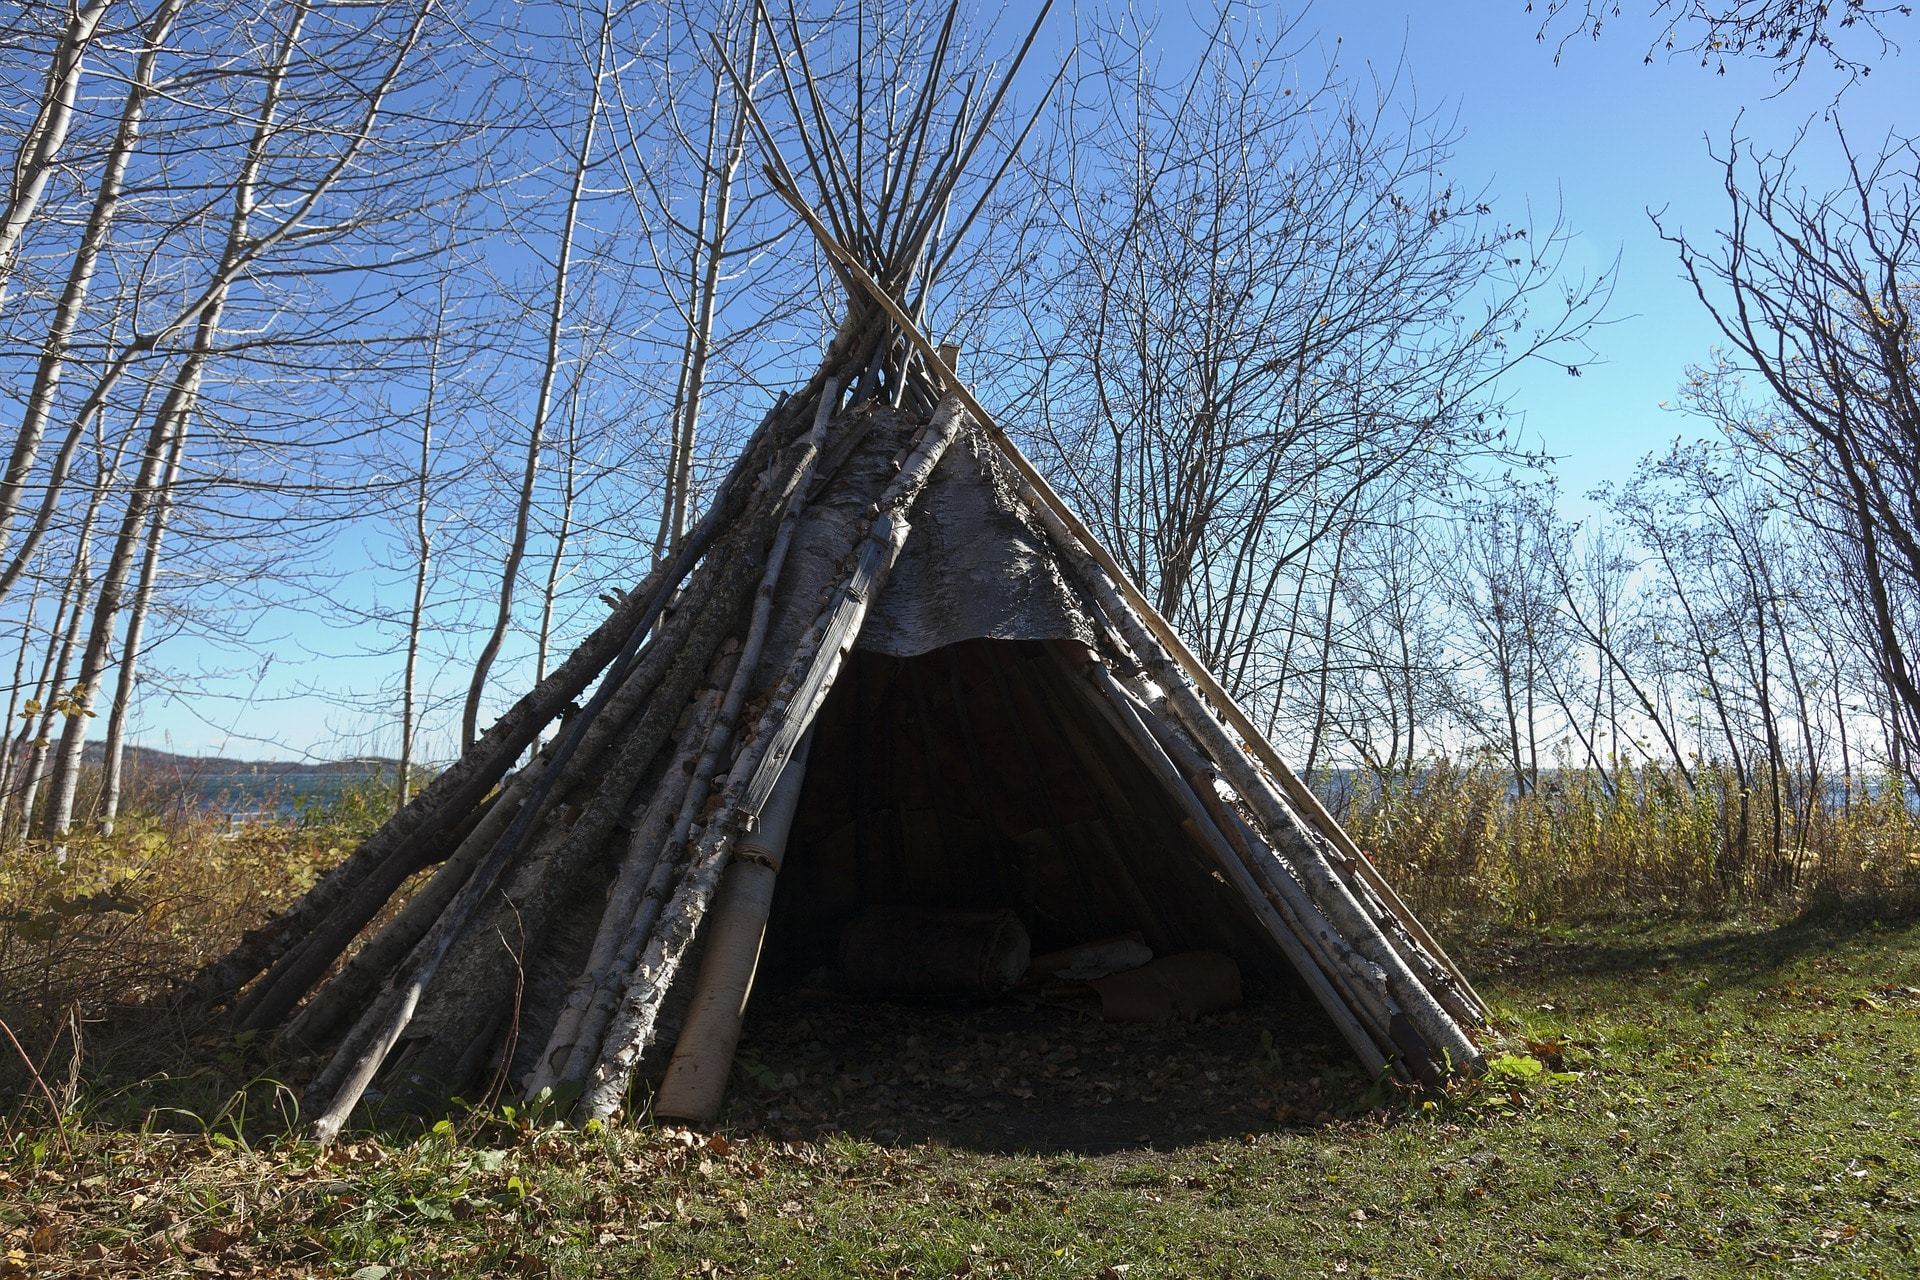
[3,773,1917,1276]
[4,907,1917,1278]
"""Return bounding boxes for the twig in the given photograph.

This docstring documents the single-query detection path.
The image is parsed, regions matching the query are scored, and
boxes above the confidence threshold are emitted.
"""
[0,1014,71,1156]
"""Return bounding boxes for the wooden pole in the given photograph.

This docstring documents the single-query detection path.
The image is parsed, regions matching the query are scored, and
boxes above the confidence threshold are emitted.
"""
[525,378,844,1097]
[190,386,810,1013]
[1044,647,1398,1079]
[574,399,966,1123]
[652,728,815,1123]
[1036,527,1480,1072]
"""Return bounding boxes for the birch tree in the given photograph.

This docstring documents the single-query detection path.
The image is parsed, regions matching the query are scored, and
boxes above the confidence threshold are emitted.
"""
[0,0,114,303]
[462,0,614,751]
[0,0,186,599]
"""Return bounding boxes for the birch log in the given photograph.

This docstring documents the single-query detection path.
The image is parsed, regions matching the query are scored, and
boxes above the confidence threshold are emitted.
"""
[304,516,779,1138]
[389,529,784,1091]
[652,729,814,1123]
[526,380,843,1096]
[1033,520,1482,1074]
[1124,673,1485,1034]
[191,383,807,1012]
[1044,649,1396,1079]
[522,652,738,1097]
[236,527,727,1035]
[279,771,535,1049]
[574,399,966,1123]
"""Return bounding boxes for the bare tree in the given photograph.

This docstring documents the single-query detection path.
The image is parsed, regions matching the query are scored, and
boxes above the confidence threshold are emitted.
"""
[0,0,186,598]
[1448,492,1568,795]
[633,15,762,560]
[94,413,186,834]
[462,0,614,752]
[0,0,114,303]
[1659,124,1920,784]
[37,0,436,839]
[1533,0,1911,82]
[396,295,453,813]
[1014,13,1607,749]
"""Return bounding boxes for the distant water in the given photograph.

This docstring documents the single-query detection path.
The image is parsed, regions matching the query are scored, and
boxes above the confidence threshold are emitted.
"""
[151,767,396,822]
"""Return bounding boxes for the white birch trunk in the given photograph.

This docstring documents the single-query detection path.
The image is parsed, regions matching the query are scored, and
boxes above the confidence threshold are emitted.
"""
[0,0,184,596]
[15,555,86,841]
[0,572,46,824]
[461,0,611,751]
[398,316,443,814]
[95,420,187,834]
[575,400,965,1123]
[0,0,114,303]
[41,1,314,843]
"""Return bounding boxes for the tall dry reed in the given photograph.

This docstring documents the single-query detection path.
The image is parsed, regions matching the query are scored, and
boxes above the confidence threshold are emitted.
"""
[1340,759,1920,921]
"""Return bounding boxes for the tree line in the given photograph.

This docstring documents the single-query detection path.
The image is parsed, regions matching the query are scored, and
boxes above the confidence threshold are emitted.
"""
[0,0,1912,874]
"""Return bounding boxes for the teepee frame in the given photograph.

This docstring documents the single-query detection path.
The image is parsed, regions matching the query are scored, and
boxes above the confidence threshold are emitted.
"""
[185,2,1485,1142]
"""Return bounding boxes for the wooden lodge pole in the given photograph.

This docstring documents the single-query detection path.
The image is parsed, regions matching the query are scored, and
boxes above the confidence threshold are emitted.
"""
[652,729,814,1123]
[574,400,966,1123]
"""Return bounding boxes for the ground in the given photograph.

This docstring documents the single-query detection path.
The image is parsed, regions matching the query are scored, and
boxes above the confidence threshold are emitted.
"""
[4,909,1918,1278]
[725,975,1360,1154]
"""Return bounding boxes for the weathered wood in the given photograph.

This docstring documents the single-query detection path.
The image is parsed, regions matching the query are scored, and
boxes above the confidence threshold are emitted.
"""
[1093,662,1425,1061]
[346,499,785,1108]
[652,730,814,1123]
[303,472,803,1144]
[240,515,750,1037]
[1042,559,1481,1074]
[526,380,842,1099]
[240,745,568,1034]
[189,388,809,1012]
[520,649,738,1098]
[1045,647,1397,1079]
[1123,673,1485,1034]
[573,398,966,1122]
[279,770,534,1049]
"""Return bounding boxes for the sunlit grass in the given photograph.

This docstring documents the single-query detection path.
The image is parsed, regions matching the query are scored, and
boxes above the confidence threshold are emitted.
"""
[3,768,1918,1275]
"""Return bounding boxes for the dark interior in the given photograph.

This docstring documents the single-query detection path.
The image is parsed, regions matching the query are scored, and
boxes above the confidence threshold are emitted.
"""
[727,639,1353,1151]
[761,638,1292,984]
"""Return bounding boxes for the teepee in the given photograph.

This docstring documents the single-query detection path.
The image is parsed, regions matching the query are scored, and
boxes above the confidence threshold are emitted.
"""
[187,4,1486,1142]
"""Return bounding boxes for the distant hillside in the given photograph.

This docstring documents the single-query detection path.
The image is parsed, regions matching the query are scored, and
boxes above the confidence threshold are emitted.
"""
[81,741,399,777]
[80,743,404,818]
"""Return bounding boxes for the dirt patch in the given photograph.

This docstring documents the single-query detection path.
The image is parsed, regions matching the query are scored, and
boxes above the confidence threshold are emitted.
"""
[717,980,1367,1154]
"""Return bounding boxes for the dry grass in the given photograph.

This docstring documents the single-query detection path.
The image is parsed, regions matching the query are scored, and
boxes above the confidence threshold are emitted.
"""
[0,790,386,1098]
[1343,759,1920,922]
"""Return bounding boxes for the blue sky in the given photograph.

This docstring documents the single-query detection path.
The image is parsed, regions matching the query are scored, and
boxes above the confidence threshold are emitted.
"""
[1319,2,1911,498]
[119,1,1914,763]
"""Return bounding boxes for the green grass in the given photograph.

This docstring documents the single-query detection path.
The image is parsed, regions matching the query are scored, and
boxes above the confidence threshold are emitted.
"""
[5,909,1918,1278]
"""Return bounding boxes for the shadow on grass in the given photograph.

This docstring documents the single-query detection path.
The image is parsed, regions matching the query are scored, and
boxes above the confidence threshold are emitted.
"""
[716,981,1365,1156]
[6,982,1367,1159]
[1456,896,1920,1004]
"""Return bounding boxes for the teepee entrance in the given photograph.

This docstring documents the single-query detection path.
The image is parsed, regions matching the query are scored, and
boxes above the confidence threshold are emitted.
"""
[765,640,1286,986]
[725,642,1360,1151]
